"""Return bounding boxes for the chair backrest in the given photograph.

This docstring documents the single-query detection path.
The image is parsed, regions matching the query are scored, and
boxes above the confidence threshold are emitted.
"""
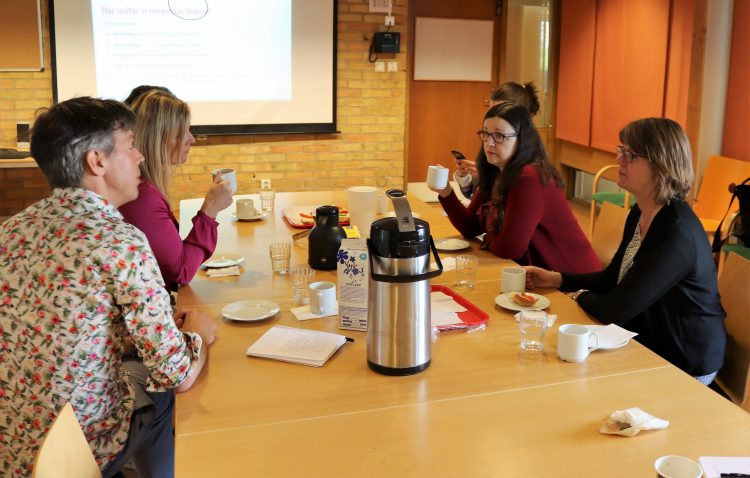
[32,403,102,478]
[694,155,750,222]
[715,252,750,411]
[591,201,629,267]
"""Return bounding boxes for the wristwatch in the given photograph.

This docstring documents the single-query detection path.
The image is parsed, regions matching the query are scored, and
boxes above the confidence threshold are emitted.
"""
[571,289,588,302]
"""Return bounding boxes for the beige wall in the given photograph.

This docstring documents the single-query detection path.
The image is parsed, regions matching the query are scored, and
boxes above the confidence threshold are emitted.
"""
[0,0,408,216]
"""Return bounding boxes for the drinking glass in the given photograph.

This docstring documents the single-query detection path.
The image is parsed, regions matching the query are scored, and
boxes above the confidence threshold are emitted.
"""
[291,265,315,304]
[260,189,275,211]
[268,242,291,274]
[455,254,478,288]
[519,311,547,351]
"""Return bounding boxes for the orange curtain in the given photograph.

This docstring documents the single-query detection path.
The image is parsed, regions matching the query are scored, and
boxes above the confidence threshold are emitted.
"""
[722,0,750,161]
[555,0,596,146]
[590,0,670,153]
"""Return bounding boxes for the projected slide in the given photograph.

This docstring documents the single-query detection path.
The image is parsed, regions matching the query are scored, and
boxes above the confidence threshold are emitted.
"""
[51,0,335,133]
[90,0,291,102]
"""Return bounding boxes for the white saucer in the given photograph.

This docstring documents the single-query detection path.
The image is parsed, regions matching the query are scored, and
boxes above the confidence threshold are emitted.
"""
[435,238,470,251]
[202,253,245,268]
[232,212,267,222]
[384,211,421,219]
[495,293,550,312]
[585,325,630,349]
[222,300,280,322]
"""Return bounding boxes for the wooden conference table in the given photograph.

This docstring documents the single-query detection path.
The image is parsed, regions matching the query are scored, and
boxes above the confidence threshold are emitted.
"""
[175,191,750,477]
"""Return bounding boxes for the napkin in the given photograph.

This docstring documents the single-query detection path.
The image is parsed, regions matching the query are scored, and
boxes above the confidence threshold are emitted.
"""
[599,407,669,436]
[590,323,638,347]
[206,265,241,278]
[290,304,339,321]
[434,256,456,272]
[514,311,557,327]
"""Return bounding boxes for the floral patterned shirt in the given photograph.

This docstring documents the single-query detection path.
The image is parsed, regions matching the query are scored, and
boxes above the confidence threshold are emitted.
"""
[0,188,203,477]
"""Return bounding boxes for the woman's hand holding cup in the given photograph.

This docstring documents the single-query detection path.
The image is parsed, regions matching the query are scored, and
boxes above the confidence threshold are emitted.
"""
[522,266,562,290]
[426,164,453,197]
[200,174,234,218]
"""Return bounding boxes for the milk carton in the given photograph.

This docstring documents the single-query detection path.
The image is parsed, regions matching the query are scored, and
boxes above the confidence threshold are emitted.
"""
[337,238,369,331]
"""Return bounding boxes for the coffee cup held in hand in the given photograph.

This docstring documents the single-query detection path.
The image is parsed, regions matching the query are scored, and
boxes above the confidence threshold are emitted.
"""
[212,168,237,194]
[426,165,449,189]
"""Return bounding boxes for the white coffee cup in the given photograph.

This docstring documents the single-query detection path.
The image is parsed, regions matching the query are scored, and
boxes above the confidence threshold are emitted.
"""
[309,281,336,315]
[426,165,449,189]
[235,199,257,219]
[557,324,599,362]
[212,168,237,194]
[654,455,703,478]
[501,267,526,294]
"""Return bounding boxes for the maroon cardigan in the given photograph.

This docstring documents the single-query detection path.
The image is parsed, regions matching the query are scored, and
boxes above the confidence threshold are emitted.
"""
[439,164,600,274]
[119,181,218,291]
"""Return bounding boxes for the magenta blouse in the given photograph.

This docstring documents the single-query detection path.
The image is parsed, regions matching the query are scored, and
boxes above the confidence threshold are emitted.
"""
[119,181,218,291]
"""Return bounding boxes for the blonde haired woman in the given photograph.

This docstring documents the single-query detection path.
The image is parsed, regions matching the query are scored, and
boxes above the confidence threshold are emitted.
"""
[120,91,233,291]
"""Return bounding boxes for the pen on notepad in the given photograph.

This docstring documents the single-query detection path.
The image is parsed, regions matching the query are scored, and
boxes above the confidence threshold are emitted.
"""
[720,473,750,477]
[345,337,355,342]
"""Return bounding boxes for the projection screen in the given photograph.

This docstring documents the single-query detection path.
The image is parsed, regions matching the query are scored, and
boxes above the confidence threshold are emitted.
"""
[49,0,337,135]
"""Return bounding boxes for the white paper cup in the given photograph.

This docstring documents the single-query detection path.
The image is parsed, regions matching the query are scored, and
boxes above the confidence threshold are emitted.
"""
[426,165,449,189]
[654,455,703,478]
[557,324,599,362]
[501,267,526,294]
[309,281,336,315]
[212,168,237,194]
[235,199,257,219]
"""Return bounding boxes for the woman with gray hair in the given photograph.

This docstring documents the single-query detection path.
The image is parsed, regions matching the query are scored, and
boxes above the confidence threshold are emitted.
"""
[524,117,726,384]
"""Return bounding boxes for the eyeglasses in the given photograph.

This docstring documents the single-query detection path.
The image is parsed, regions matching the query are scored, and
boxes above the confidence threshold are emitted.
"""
[615,145,648,163]
[476,129,519,144]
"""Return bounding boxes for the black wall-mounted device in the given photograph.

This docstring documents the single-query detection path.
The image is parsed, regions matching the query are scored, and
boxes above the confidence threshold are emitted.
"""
[374,32,400,53]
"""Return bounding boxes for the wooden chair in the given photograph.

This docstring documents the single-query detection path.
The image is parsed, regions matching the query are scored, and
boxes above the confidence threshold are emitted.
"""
[32,403,102,478]
[589,164,632,237]
[590,201,629,267]
[715,252,750,412]
[693,155,750,234]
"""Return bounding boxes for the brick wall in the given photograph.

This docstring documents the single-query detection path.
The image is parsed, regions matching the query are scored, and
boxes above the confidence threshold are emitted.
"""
[0,0,408,217]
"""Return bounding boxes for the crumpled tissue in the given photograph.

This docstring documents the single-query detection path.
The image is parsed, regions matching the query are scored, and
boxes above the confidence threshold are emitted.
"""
[599,407,669,436]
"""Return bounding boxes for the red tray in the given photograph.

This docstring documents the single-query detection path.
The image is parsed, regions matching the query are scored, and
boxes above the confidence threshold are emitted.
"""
[431,284,490,331]
[282,206,350,229]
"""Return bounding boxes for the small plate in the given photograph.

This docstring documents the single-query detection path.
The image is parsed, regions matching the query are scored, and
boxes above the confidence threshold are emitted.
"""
[231,212,267,222]
[495,293,550,312]
[202,253,245,268]
[384,211,421,219]
[435,238,470,251]
[585,325,630,350]
[222,300,280,322]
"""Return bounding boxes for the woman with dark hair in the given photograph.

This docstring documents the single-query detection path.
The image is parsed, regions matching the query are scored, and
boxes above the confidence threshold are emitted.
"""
[454,81,540,199]
[430,103,599,273]
[524,118,726,383]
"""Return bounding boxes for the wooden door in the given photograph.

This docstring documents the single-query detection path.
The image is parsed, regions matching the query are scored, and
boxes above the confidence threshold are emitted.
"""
[407,0,502,183]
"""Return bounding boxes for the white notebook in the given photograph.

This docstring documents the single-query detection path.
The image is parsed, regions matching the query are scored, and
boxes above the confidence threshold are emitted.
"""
[246,325,347,367]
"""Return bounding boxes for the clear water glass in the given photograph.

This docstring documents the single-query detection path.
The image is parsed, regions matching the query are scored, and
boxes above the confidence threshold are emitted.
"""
[268,242,291,275]
[291,265,315,304]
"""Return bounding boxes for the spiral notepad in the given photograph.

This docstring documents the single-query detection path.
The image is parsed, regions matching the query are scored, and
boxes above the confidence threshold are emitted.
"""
[246,325,346,367]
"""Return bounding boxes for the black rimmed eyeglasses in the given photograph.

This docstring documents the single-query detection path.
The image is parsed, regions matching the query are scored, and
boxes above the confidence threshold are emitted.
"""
[476,129,519,144]
[616,145,648,163]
